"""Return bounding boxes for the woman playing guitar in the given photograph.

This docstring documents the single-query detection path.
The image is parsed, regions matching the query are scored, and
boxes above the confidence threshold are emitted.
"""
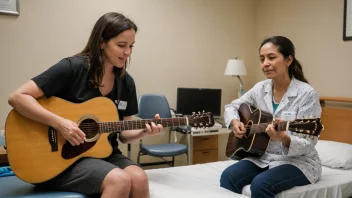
[8,12,162,198]
[220,36,322,198]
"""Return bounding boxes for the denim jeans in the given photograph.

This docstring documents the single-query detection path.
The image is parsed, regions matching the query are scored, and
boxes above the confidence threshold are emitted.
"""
[220,160,310,198]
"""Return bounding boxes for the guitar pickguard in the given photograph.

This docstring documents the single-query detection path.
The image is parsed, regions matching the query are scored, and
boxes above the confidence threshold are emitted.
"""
[61,141,97,159]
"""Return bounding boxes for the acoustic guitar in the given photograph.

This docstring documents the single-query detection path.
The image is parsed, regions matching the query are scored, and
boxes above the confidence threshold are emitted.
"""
[5,96,214,183]
[225,103,323,160]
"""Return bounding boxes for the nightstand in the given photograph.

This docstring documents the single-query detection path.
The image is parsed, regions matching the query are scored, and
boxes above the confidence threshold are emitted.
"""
[192,135,218,164]
[189,128,230,164]
[0,146,8,166]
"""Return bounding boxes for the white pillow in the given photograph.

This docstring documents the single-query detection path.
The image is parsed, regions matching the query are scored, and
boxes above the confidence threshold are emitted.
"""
[315,140,352,169]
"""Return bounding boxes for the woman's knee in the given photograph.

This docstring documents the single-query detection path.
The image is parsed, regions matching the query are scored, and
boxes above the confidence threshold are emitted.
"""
[220,167,241,193]
[102,168,132,192]
[251,176,275,197]
[126,166,149,187]
[220,167,231,186]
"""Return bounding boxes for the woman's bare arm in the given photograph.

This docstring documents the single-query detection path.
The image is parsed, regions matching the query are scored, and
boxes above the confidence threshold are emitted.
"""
[8,80,85,145]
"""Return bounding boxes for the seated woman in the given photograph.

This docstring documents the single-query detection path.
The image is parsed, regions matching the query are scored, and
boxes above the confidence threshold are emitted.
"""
[220,36,322,198]
[8,12,162,198]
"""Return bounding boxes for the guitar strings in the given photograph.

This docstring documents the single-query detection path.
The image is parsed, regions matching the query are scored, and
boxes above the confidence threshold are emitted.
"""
[77,117,206,131]
[78,120,274,130]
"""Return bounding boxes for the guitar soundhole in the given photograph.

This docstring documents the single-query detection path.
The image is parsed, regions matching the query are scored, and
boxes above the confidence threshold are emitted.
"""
[79,118,99,139]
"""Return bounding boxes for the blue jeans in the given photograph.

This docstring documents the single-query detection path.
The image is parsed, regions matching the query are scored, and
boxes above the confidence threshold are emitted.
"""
[220,160,310,198]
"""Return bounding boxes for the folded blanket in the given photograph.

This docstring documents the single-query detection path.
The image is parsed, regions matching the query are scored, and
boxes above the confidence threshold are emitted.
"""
[0,166,15,177]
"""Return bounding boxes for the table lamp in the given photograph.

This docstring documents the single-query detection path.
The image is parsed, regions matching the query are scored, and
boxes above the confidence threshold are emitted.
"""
[224,58,247,98]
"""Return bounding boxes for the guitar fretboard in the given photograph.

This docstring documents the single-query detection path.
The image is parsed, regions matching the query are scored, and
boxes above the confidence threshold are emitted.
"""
[99,117,189,133]
[249,121,288,135]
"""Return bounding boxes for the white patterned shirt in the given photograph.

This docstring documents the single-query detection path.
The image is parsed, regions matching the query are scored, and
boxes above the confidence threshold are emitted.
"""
[224,78,322,184]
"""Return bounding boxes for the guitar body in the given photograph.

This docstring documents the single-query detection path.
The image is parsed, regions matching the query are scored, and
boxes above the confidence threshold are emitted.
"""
[5,97,118,183]
[225,103,273,160]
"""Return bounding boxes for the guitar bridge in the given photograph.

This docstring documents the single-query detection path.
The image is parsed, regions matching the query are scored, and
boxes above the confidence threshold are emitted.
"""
[48,127,58,152]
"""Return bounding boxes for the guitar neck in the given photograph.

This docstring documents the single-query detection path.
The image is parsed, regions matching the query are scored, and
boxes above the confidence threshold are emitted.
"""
[249,121,288,135]
[98,117,189,133]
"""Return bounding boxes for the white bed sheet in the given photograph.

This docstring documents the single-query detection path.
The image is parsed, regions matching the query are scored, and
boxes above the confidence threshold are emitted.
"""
[145,160,352,198]
[146,161,248,198]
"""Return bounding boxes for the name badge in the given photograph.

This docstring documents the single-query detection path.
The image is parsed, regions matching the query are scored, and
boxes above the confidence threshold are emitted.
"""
[281,111,296,121]
[117,100,128,110]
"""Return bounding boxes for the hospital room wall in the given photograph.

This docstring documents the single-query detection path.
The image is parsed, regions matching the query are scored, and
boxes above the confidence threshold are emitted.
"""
[0,0,258,165]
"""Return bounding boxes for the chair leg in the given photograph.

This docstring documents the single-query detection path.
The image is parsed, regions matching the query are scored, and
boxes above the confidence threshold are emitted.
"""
[172,156,175,167]
[137,151,141,166]
[127,143,131,159]
[187,132,191,165]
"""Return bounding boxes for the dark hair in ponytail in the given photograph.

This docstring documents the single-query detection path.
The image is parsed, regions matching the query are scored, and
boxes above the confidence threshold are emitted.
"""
[259,36,309,84]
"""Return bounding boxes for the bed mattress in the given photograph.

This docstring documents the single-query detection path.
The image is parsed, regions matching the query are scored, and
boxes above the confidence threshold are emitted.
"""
[146,160,352,198]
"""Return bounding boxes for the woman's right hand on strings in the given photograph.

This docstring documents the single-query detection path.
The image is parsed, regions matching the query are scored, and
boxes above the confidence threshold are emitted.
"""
[56,118,86,146]
[231,119,246,139]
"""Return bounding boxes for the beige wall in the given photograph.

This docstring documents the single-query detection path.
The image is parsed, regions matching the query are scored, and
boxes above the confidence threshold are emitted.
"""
[1,0,351,165]
[255,0,352,97]
[0,0,257,164]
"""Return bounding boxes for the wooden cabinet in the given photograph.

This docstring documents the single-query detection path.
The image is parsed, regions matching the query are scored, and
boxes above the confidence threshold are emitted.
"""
[192,135,218,164]
[0,146,8,165]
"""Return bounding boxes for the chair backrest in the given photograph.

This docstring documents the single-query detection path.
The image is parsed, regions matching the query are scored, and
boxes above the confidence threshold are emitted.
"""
[137,94,172,119]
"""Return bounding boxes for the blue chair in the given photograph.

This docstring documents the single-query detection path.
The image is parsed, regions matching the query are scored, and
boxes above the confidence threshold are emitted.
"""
[136,94,189,167]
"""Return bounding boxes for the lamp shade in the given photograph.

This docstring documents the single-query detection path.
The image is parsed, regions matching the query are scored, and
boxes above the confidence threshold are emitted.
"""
[224,59,247,76]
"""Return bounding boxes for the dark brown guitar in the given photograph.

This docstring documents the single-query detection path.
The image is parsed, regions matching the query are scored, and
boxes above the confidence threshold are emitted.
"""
[225,103,323,160]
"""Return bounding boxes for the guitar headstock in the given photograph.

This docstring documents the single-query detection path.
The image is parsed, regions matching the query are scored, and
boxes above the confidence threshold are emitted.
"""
[188,111,214,128]
[287,118,323,137]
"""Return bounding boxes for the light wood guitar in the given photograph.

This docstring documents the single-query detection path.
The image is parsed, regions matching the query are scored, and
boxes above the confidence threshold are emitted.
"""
[5,96,214,183]
[225,103,323,160]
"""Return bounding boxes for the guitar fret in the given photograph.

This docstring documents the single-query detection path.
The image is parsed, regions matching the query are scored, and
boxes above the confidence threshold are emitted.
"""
[248,121,292,135]
[95,115,211,135]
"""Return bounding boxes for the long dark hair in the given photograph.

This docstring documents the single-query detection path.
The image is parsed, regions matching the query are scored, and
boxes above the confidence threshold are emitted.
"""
[77,12,138,88]
[259,36,308,84]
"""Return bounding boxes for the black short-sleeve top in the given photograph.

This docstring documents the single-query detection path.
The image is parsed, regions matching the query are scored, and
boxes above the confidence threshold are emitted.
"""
[32,56,139,146]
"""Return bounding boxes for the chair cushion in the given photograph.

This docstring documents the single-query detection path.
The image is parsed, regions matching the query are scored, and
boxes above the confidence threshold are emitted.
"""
[0,176,87,198]
[141,143,187,157]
